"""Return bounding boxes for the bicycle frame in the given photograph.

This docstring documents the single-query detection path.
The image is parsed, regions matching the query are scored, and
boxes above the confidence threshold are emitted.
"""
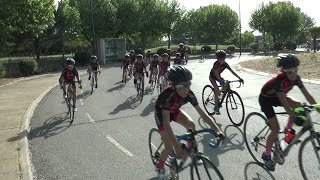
[217,80,242,107]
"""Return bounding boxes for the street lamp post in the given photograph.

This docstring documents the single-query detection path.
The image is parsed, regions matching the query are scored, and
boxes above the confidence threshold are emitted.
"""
[90,0,96,55]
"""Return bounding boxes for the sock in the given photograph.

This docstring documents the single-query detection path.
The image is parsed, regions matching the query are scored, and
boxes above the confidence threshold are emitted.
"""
[156,159,165,169]
[264,147,272,156]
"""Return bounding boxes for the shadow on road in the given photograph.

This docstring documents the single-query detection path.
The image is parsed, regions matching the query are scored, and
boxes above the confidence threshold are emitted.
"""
[107,83,124,92]
[109,95,140,115]
[144,85,156,95]
[28,113,71,140]
[197,117,245,167]
[244,161,275,180]
[141,96,157,117]
[77,90,91,99]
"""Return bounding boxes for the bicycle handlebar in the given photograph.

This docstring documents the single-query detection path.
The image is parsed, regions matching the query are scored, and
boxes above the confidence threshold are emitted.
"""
[176,128,222,148]
[294,103,320,114]
[226,80,243,88]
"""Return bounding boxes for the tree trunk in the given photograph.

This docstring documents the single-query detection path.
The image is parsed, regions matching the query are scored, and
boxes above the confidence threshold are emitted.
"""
[313,36,316,53]
[167,33,171,49]
[33,37,41,61]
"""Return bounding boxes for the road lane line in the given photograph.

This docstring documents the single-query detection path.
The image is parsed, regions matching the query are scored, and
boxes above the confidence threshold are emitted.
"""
[106,136,134,157]
[85,113,95,123]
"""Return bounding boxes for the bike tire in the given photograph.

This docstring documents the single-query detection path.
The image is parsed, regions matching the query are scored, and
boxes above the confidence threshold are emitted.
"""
[202,85,216,115]
[243,112,269,165]
[226,91,245,126]
[148,128,162,165]
[298,133,320,180]
[190,155,224,180]
[70,98,75,124]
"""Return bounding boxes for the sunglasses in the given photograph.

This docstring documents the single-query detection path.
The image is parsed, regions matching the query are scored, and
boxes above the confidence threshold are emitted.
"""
[175,81,191,89]
[283,68,298,74]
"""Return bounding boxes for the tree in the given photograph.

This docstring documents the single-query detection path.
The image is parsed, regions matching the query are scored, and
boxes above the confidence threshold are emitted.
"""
[296,12,315,44]
[309,26,320,52]
[242,31,255,47]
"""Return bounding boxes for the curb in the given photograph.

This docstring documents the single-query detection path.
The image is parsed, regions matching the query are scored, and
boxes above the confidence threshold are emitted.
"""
[17,71,87,180]
[237,64,320,85]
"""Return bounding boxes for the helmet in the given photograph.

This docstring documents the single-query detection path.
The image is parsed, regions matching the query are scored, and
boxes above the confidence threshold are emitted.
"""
[216,50,226,59]
[66,58,75,65]
[162,53,169,57]
[147,50,151,52]
[130,50,135,53]
[153,54,159,58]
[179,43,184,47]
[167,49,171,51]
[175,53,181,57]
[136,54,143,58]
[165,66,192,85]
[277,54,300,69]
[125,54,130,58]
[91,55,97,59]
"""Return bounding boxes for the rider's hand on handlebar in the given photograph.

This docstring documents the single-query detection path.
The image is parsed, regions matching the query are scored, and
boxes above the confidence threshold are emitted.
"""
[174,142,188,158]
[239,78,244,84]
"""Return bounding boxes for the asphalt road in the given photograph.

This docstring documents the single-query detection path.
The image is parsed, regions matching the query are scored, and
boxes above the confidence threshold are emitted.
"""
[30,55,320,180]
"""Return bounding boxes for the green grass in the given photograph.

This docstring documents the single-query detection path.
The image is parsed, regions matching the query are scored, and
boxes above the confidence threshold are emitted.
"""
[239,53,320,80]
[0,54,73,62]
[145,44,237,53]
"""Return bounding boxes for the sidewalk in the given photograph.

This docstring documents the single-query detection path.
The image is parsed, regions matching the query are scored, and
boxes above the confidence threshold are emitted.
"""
[0,70,86,180]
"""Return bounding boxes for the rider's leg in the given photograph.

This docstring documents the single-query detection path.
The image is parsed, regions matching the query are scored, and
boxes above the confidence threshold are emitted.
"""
[175,110,196,148]
[133,72,137,84]
[63,81,67,99]
[88,68,92,80]
[72,83,77,111]
[95,71,98,88]
[210,76,220,114]
[286,98,302,131]
[149,67,152,84]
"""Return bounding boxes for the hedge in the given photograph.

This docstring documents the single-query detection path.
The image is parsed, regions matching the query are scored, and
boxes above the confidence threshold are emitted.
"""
[18,58,38,76]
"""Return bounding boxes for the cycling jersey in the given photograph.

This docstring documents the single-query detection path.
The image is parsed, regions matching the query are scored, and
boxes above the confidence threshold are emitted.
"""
[159,61,170,75]
[173,58,182,65]
[130,54,136,64]
[134,61,146,73]
[261,71,304,97]
[150,60,159,69]
[155,87,198,131]
[61,67,78,83]
[122,59,130,68]
[89,61,99,71]
[177,48,187,58]
[210,61,231,79]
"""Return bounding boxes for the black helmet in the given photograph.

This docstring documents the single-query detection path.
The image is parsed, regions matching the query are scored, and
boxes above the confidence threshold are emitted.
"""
[91,55,97,59]
[136,54,143,58]
[216,50,226,59]
[125,54,130,58]
[153,54,159,58]
[165,66,192,85]
[167,49,171,51]
[162,53,169,57]
[175,52,181,57]
[277,54,300,69]
[66,58,75,65]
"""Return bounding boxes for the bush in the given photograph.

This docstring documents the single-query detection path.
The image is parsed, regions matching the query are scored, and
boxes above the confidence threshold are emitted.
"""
[18,58,38,76]
[0,61,5,77]
[285,41,297,50]
[250,43,259,53]
[273,42,283,51]
[74,52,91,66]
[157,48,167,56]
[201,45,211,53]
[227,45,236,54]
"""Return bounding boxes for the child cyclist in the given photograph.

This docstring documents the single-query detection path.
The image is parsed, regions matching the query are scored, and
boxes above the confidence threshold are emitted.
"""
[133,54,148,86]
[259,54,320,171]
[157,53,170,85]
[149,54,160,84]
[121,54,131,81]
[59,58,82,112]
[87,55,100,88]
[209,50,243,115]
[154,65,224,179]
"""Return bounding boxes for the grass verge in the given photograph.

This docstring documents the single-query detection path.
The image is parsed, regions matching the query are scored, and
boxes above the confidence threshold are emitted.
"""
[239,53,320,81]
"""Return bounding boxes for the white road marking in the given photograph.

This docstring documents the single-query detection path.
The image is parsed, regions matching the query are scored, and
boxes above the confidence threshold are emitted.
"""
[85,113,95,123]
[80,99,84,106]
[106,136,134,157]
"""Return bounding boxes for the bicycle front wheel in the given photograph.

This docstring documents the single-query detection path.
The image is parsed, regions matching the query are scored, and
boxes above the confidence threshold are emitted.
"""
[190,155,224,180]
[226,91,245,126]
[148,128,163,165]
[298,133,320,180]
[243,112,270,165]
[202,85,216,115]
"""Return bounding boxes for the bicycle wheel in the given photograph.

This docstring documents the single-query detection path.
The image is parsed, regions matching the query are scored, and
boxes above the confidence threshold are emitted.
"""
[140,80,144,102]
[244,112,270,165]
[148,128,164,165]
[70,97,75,124]
[298,133,320,180]
[202,85,216,115]
[124,70,127,84]
[190,155,224,180]
[226,91,245,126]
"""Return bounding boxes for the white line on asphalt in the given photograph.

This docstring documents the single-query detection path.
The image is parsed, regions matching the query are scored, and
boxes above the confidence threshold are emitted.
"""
[80,99,84,106]
[106,136,134,157]
[85,113,95,123]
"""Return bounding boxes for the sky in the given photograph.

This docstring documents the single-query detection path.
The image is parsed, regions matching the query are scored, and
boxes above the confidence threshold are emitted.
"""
[177,0,320,35]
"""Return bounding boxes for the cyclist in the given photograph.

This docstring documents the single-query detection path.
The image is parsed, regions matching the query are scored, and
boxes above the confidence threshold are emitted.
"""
[177,43,188,64]
[149,54,160,84]
[259,54,319,171]
[209,50,243,115]
[157,53,170,85]
[121,54,131,82]
[133,54,148,86]
[146,50,151,64]
[59,58,82,112]
[173,53,184,65]
[129,50,136,65]
[154,66,224,179]
[167,49,171,61]
[87,55,100,88]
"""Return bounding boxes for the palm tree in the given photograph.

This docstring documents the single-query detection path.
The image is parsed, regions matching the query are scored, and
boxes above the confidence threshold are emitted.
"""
[309,26,320,52]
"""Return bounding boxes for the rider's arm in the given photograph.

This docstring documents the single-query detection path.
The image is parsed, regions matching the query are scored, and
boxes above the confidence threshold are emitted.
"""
[194,105,223,135]
[162,110,178,146]
[300,87,317,104]
[229,68,242,79]
[276,92,296,116]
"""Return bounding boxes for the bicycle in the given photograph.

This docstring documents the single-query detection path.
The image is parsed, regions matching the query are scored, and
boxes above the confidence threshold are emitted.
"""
[135,72,145,102]
[90,70,100,94]
[244,103,320,179]
[150,68,158,89]
[157,74,167,94]
[149,128,224,180]
[202,80,245,126]
[122,65,130,84]
[65,81,82,124]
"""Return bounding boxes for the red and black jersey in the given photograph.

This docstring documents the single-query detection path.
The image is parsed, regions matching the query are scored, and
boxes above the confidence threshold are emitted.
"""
[177,48,187,58]
[261,71,304,96]
[134,61,146,73]
[62,67,78,82]
[130,54,136,64]
[150,59,159,68]
[210,61,231,79]
[159,61,170,73]
[122,59,130,67]
[155,87,198,115]
[89,60,99,70]
[173,58,182,65]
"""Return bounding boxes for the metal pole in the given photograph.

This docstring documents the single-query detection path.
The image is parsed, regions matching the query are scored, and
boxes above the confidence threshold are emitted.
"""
[61,0,65,64]
[90,0,96,55]
[239,0,242,56]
